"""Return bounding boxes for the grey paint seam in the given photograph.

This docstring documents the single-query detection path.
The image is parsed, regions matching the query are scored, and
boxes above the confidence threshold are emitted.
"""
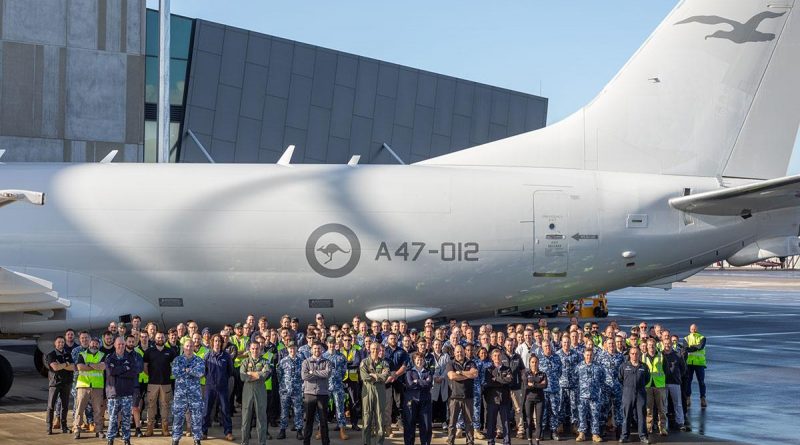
[120,0,127,53]
[58,47,66,139]
[34,45,44,139]
[97,0,107,51]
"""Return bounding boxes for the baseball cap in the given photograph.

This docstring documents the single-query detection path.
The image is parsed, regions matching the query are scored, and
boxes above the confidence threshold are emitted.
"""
[234,322,243,328]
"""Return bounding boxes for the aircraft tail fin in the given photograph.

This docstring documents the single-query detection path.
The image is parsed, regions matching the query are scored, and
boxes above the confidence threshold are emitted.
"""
[420,0,800,179]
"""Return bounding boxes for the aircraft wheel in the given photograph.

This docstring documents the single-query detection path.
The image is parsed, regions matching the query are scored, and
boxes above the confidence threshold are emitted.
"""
[546,306,559,318]
[520,310,536,318]
[0,354,13,399]
[33,347,48,378]
[593,307,604,318]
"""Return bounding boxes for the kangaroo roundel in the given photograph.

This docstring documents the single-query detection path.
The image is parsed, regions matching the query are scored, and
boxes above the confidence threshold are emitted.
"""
[305,223,361,278]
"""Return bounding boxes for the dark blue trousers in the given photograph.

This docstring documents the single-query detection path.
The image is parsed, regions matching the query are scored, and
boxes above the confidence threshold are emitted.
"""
[486,400,510,445]
[620,392,647,440]
[204,385,232,435]
[686,365,706,398]
[402,397,432,445]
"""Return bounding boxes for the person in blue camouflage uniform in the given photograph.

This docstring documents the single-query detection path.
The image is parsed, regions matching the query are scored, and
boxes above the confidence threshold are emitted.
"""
[105,337,139,445]
[471,346,489,436]
[537,341,562,440]
[323,336,350,438]
[171,340,206,444]
[277,342,305,439]
[556,335,580,434]
[575,348,611,442]
[596,338,624,438]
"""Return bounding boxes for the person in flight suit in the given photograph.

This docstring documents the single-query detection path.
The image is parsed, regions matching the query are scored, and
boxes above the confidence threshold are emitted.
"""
[619,348,650,444]
[277,341,305,440]
[171,340,205,445]
[203,334,234,441]
[403,353,434,445]
[575,348,610,443]
[240,341,271,445]
[360,341,391,445]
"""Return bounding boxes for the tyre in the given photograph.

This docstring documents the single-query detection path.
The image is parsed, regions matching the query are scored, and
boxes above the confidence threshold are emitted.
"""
[0,354,13,399]
[546,308,558,318]
[520,310,536,318]
[593,306,603,318]
[33,347,48,378]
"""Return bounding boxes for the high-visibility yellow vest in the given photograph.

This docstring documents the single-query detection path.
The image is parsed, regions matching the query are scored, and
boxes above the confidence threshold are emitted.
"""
[76,351,105,389]
[134,346,149,384]
[195,346,208,385]
[342,346,361,382]
[643,352,666,388]
[232,336,247,368]
[684,333,706,367]
[262,351,274,391]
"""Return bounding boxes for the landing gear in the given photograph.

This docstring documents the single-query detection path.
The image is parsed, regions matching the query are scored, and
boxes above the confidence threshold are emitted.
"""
[0,353,13,399]
[33,346,48,378]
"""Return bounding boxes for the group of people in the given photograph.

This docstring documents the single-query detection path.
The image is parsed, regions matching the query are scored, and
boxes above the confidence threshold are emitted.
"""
[44,313,708,445]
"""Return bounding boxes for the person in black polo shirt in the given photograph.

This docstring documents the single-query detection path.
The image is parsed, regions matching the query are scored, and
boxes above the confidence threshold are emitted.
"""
[143,332,177,437]
[383,332,408,438]
[446,345,478,445]
[46,336,75,435]
[484,349,513,445]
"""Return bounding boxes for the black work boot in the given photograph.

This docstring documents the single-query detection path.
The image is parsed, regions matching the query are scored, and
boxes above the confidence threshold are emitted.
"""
[277,429,286,439]
[194,439,201,445]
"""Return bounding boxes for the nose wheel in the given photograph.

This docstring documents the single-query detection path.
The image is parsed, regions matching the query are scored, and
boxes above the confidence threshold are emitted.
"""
[0,353,13,399]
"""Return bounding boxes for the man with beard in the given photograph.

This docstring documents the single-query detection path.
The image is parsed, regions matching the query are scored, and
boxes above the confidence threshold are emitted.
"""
[204,334,234,441]
[74,337,106,439]
[105,337,138,445]
[144,332,177,437]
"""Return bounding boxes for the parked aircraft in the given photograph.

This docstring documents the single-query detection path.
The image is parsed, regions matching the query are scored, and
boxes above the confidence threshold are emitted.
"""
[0,0,799,398]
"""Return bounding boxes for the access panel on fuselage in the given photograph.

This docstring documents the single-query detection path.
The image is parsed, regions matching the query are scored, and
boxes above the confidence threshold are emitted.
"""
[533,191,569,277]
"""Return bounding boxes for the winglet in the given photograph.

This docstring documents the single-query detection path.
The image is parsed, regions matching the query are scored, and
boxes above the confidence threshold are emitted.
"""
[100,150,118,164]
[348,155,361,166]
[277,145,295,167]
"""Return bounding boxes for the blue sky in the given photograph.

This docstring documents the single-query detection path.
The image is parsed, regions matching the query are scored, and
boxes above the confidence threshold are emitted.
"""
[147,0,800,175]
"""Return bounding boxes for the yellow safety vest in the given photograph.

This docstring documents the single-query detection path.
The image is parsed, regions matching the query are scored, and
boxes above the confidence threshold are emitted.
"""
[195,346,208,385]
[684,333,706,367]
[643,352,666,388]
[135,346,149,384]
[342,345,362,382]
[76,351,105,389]
[232,336,247,368]
[262,351,274,391]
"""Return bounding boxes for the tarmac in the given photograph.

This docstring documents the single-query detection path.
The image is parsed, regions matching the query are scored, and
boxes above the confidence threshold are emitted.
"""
[3,269,799,445]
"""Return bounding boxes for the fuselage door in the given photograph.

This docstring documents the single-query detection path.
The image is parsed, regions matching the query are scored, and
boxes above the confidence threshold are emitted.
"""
[533,191,569,277]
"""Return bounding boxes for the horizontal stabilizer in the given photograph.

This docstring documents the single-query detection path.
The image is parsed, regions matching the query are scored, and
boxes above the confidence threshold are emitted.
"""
[0,267,68,313]
[669,174,800,216]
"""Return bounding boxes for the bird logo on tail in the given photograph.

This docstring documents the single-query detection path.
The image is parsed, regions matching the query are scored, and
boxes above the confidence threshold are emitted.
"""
[675,10,786,43]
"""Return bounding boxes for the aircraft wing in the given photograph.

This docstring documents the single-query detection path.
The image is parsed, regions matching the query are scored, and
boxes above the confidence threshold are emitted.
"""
[0,268,69,313]
[669,174,800,216]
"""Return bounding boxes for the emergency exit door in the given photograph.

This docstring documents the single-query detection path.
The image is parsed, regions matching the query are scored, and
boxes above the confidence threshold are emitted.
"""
[533,191,569,277]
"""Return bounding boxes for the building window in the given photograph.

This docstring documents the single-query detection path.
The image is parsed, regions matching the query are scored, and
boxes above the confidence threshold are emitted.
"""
[143,9,194,162]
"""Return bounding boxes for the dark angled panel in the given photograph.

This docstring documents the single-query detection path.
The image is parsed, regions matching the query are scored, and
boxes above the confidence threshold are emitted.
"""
[185,106,214,135]
[335,54,357,88]
[353,59,378,118]
[240,63,268,120]
[196,21,224,54]
[489,122,507,141]
[327,136,350,164]
[210,138,235,162]
[266,39,293,98]
[311,49,337,108]
[490,90,510,125]
[212,84,242,142]
[286,74,312,129]
[246,33,271,66]
[330,85,354,139]
[220,29,247,88]
[292,44,315,78]
[411,105,434,157]
[430,133,451,157]
[451,114,471,150]
[526,98,547,129]
[283,126,307,161]
[394,69,417,127]
[306,106,331,161]
[188,51,221,110]
[433,77,455,135]
[387,124,412,163]
[416,73,436,108]
[258,149,281,163]
[470,86,491,145]
[235,117,261,162]
[349,115,372,158]
[507,94,527,135]
[377,64,398,98]
[260,95,287,152]
[371,95,395,143]
[454,81,474,116]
